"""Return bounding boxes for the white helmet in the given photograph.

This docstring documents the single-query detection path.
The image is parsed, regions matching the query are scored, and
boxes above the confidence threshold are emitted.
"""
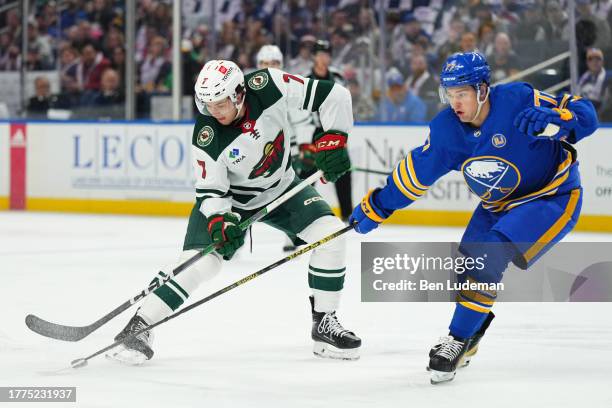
[194,59,245,116]
[256,45,283,68]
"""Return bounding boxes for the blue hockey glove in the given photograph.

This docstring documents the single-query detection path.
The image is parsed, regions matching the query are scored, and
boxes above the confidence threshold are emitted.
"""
[349,189,392,234]
[514,106,577,139]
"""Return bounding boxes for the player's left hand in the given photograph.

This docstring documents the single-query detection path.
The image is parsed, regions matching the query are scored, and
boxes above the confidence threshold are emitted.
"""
[313,131,350,183]
[349,189,392,234]
[207,212,246,261]
[514,106,577,139]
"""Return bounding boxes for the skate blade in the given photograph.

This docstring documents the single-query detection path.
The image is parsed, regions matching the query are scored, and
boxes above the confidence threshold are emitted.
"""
[430,369,456,385]
[105,345,149,366]
[313,341,360,361]
[426,356,471,372]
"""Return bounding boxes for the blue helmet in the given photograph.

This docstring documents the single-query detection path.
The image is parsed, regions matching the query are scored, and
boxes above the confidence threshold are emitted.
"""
[440,51,491,89]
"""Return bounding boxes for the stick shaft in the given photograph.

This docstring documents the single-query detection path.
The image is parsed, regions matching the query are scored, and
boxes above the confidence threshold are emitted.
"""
[26,171,323,341]
[78,224,354,364]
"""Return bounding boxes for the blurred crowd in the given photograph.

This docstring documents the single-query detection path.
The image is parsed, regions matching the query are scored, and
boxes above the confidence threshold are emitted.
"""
[0,0,611,121]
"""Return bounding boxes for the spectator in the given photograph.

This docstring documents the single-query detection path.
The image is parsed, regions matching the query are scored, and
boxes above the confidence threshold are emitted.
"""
[25,44,45,71]
[86,68,124,108]
[489,32,521,82]
[26,76,70,117]
[5,9,22,47]
[88,0,117,32]
[460,32,478,53]
[59,46,80,93]
[77,42,111,91]
[513,1,547,42]
[577,47,610,111]
[576,0,612,51]
[0,33,15,69]
[1,44,21,71]
[543,1,569,42]
[406,53,440,117]
[60,0,88,32]
[102,25,125,58]
[331,28,356,68]
[436,17,466,69]
[391,13,428,68]
[377,67,427,123]
[26,77,53,116]
[139,36,171,93]
[347,78,376,122]
[110,46,126,89]
[477,21,496,57]
[288,34,315,76]
[27,20,53,69]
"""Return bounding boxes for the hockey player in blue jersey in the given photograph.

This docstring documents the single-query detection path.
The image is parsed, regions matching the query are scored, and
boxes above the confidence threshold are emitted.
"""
[349,51,599,384]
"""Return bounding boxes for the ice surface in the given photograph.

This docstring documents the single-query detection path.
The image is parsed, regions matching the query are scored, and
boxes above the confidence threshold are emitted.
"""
[1,212,611,408]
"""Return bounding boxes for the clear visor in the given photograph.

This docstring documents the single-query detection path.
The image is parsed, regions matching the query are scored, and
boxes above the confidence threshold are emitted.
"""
[438,86,449,104]
[195,93,232,116]
[438,86,478,105]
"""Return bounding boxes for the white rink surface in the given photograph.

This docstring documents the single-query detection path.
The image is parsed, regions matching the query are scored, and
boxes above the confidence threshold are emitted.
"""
[1,211,611,408]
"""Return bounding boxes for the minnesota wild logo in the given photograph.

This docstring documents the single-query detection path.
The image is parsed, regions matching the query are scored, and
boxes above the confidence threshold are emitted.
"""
[197,126,214,147]
[249,131,285,179]
[248,72,269,90]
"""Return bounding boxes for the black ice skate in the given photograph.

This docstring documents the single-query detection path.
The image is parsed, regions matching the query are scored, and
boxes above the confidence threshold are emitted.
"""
[428,334,471,384]
[309,296,361,360]
[106,314,154,365]
[427,312,495,371]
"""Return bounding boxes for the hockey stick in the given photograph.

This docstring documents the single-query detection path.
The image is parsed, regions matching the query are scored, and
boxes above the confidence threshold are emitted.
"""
[25,170,324,342]
[351,166,391,176]
[69,223,354,369]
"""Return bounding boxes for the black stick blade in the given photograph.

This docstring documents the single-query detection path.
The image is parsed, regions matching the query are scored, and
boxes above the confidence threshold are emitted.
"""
[25,314,93,342]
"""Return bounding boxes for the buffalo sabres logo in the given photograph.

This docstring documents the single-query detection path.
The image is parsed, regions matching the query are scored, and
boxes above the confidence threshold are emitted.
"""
[197,126,214,147]
[443,61,463,73]
[248,72,269,90]
[491,133,506,148]
[461,157,521,202]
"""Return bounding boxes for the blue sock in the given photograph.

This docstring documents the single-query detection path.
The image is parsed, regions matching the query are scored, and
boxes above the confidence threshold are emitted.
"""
[449,303,489,339]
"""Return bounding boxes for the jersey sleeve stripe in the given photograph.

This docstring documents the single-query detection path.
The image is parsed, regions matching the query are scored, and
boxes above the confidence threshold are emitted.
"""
[307,79,318,111]
[392,168,420,201]
[534,89,558,107]
[311,80,333,112]
[398,159,427,197]
[302,79,314,110]
[195,188,226,197]
[406,152,429,190]
[559,93,571,109]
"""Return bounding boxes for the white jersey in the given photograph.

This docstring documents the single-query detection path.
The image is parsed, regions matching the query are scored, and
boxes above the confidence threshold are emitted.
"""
[191,67,353,217]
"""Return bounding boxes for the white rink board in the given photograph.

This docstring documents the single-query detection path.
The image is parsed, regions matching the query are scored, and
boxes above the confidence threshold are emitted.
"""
[26,122,195,202]
[0,122,611,216]
[0,123,8,200]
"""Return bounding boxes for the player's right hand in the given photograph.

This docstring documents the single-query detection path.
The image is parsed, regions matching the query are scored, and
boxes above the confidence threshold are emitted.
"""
[207,212,246,260]
[349,189,391,234]
[514,106,577,138]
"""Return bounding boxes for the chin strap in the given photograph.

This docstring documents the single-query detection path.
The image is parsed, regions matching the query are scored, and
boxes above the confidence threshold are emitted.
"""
[468,84,490,123]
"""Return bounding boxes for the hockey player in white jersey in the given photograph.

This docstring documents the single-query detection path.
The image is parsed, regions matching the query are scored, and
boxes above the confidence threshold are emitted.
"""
[107,59,361,364]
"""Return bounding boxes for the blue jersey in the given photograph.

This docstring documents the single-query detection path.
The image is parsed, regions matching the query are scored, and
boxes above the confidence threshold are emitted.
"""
[375,82,599,213]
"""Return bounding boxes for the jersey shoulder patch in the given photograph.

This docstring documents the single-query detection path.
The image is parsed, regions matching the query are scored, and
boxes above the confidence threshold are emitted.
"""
[244,68,283,112]
[192,114,241,160]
